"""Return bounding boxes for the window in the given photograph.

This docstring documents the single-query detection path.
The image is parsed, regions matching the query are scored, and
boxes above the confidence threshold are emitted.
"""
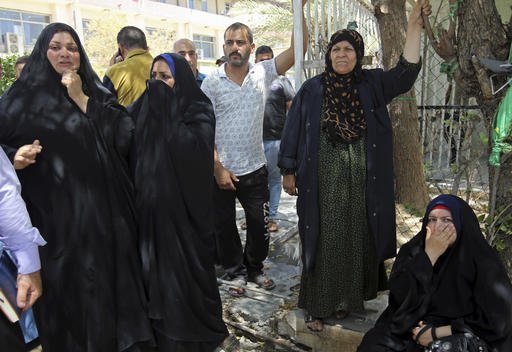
[193,34,214,59]
[82,19,90,32]
[145,27,157,35]
[201,0,208,11]
[188,0,194,9]
[0,9,49,54]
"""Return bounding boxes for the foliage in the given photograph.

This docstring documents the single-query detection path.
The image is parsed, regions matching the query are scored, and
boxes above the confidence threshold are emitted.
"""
[83,16,125,77]
[229,0,293,49]
[82,16,175,78]
[482,203,512,250]
[0,54,21,95]
[146,28,176,57]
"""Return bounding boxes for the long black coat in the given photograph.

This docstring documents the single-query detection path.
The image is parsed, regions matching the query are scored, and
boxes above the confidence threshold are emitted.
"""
[0,23,153,352]
[278,57,421,272]
[129,54,228,351]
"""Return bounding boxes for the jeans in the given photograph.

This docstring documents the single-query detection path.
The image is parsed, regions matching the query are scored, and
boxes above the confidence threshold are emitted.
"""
[264,140,282,220]
[0,246,39,344]
[213,166,270,278]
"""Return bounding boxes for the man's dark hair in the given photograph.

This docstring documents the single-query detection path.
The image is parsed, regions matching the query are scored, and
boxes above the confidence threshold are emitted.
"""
[15,55,29,66]
[117,26,148,50]
[224,22,253,44]
[255,45,273,57]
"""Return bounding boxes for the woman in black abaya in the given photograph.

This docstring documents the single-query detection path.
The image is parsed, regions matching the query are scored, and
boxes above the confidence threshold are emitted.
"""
[358,194,512,352]
[129,53,228,351]
[0,23,153,352]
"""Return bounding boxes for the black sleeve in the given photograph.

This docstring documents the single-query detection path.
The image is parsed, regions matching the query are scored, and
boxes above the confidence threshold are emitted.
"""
[86,98,134,159]
[385,240,433,335]
[102,75,118,100]
[379,55,422,104]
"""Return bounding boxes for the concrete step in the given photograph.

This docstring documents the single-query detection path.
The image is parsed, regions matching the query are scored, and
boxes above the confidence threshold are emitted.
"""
[277,292,388,352]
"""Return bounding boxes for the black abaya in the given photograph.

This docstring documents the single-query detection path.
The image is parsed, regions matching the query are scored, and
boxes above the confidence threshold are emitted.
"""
[0,23,153,352]
[129,53,228,351]
[358,195,512,352]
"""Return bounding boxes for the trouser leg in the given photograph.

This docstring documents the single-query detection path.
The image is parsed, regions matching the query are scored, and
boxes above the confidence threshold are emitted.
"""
[213,184,246,278]
[264,140,282,219]
[237,167,270,275]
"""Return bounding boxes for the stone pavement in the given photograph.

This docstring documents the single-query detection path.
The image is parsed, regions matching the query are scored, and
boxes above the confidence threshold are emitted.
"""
[217,191,389,351]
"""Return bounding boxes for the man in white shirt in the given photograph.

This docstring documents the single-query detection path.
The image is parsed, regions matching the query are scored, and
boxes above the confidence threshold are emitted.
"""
[201,1,307,295]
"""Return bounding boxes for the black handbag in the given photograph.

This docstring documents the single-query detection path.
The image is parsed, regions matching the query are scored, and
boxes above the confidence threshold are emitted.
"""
[425,332,489,352]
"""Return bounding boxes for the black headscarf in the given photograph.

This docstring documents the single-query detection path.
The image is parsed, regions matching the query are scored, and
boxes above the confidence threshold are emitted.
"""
[359,195,512,351]
[322,29,366,144]
[16,22,113,103]
[0,23,154,351]
[129,53,228,348]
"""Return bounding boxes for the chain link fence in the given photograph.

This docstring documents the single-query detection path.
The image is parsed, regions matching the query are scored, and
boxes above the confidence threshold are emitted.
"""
[302,0,490,243]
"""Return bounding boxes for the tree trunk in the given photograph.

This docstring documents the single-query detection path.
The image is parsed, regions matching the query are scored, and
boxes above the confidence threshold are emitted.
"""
[457,0,512,277]
[372,0,430,211]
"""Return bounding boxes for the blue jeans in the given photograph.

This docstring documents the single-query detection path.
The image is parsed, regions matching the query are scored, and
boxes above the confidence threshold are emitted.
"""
[264,140,282,219]
[0,245,39,344]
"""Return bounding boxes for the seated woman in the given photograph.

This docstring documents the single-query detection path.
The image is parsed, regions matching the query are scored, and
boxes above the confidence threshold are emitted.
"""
[358,194,512,352]
[128,53,229,352]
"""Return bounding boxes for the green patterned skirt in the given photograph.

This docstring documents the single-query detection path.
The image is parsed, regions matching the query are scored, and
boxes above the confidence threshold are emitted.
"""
[298,130,385,317]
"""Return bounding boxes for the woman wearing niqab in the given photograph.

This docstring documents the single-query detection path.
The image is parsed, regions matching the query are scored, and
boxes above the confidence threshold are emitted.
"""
[358,194,512,351]
[128,53,228,351]
[0,23,153,352]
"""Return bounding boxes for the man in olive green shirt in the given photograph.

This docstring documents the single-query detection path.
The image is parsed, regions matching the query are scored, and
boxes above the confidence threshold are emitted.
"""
[103,26,153,107]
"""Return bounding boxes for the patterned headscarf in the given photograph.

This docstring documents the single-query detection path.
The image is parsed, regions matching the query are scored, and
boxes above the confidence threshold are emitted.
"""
[322,29,366,144]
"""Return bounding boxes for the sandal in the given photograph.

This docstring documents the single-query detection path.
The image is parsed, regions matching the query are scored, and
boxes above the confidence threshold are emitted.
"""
[248,273,276,290]
[227,286,245,297]
[304,313,324,332]
[268,220,278,232]
[227,276,246,297]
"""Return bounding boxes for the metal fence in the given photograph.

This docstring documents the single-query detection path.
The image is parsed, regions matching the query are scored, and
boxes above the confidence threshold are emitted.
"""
[298,0,491,240]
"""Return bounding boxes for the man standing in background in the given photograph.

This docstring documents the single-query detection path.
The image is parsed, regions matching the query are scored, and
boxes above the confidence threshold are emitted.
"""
[201,0,307,295]
[103,26,153,106]
[255,45,295,233]
[173,38,206,87]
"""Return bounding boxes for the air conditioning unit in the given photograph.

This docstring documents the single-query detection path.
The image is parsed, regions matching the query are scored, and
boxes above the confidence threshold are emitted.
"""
[3,33,23,55]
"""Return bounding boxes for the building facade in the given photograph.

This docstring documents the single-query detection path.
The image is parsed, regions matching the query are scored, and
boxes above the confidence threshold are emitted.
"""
[0,0,233,73]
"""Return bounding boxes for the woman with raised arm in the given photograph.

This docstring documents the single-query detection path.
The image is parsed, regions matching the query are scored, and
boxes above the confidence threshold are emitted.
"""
[278,0,431,332]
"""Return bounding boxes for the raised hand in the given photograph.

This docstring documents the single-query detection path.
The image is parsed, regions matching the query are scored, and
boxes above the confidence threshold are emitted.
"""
[61,69,89,113]
[409,0,432,28]
[425,219,456,265]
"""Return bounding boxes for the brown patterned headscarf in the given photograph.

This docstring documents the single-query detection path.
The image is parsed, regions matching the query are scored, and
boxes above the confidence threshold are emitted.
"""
[322,29,366,144]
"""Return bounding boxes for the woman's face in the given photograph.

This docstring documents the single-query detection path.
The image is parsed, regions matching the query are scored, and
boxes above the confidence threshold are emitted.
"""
[427,208,457,245]
[46,31,80,75]
[330,40,357,75]
[151,60,175,88]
